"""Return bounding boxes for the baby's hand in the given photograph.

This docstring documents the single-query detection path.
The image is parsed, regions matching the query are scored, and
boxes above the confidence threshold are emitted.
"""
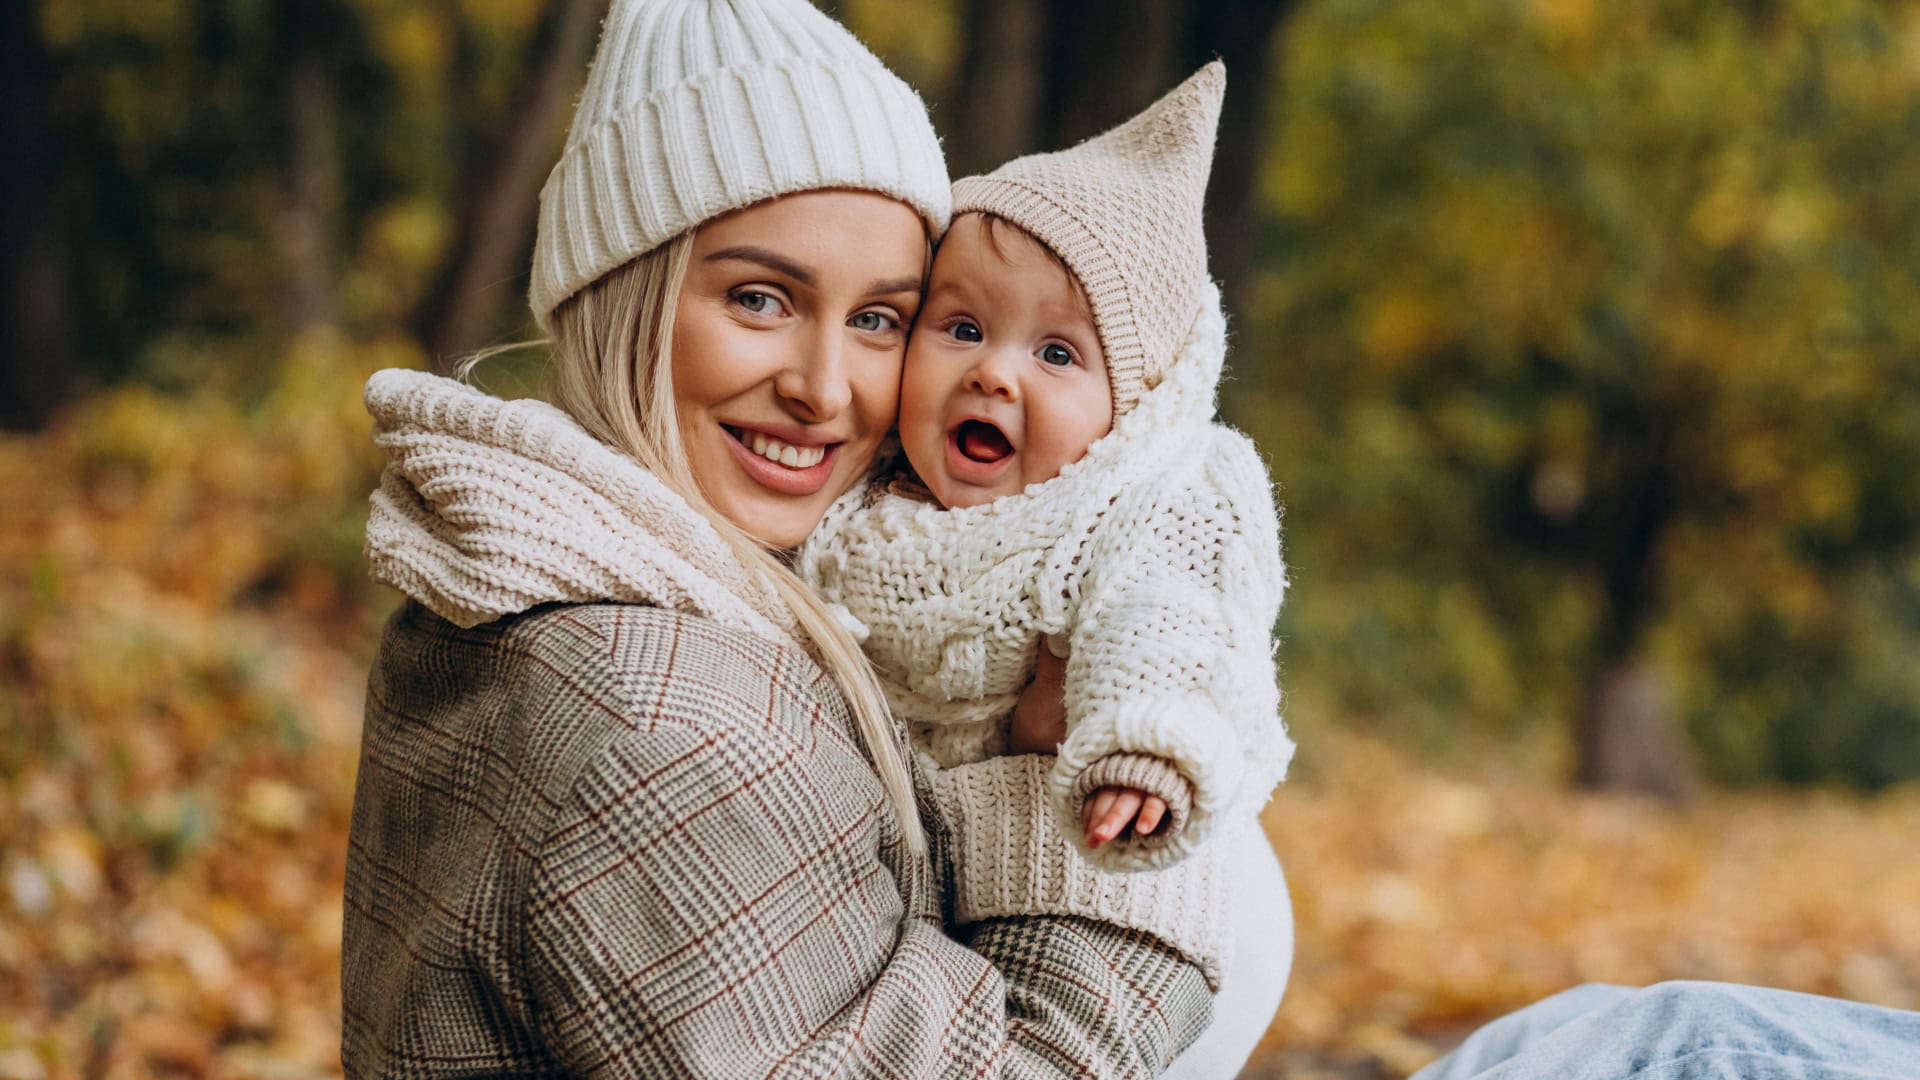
[1082,787,1169,849]
[1007,645,1069,754]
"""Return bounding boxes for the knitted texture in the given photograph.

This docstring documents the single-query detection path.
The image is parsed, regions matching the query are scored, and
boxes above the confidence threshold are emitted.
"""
[950,62,1223,415]
[936,753,1236,989]
[800,285,1294,910]
[1075,752,1194,839]
[529,0,952,328]
[363,368,801,650]
[351,370,1231,1062]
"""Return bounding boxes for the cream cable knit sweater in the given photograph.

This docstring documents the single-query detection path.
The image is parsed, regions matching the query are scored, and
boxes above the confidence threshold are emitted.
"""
[363,369,803,648]
[801,287,1293,880]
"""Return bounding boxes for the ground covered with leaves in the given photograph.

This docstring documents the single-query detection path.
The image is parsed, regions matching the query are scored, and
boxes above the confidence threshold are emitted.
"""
[3,362,1916,1077]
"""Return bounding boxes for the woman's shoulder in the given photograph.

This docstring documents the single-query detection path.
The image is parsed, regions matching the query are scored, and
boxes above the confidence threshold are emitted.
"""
[503,601,840,723]
[380,600,847,772]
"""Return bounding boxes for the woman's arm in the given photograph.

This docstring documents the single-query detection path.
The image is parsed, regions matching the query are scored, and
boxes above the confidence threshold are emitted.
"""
[521,620,1212,1077]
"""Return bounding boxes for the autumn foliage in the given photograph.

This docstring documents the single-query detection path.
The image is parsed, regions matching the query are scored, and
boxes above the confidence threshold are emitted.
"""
[7,0,1920,1076]
[5,356,1918,1077]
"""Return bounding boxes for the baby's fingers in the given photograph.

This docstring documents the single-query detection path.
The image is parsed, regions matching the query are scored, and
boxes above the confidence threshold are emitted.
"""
[1083,789,1118,836]
[1136,795,1168,837]
[1086,790,1144,848]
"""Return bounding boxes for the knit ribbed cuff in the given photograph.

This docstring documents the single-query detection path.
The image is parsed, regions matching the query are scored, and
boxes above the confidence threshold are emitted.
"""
[1069,752,1194,854]
[1049,695,1243,874]
[931,754,1231,989]
[951,176,1146,413]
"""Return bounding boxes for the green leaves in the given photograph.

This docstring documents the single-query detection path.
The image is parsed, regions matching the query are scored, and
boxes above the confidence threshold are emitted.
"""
[1246,0,1920,782]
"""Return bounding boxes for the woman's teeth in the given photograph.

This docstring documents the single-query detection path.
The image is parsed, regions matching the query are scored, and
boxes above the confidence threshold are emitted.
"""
[744,430,825,469]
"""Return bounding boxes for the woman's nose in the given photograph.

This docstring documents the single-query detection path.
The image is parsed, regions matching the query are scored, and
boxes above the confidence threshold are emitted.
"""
[775,327,853,421]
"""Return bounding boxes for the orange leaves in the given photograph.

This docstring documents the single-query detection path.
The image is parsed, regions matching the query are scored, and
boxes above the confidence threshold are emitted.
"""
[1249,729,1920,1076]
[5,355,1918,1078]
[1,348,383,1077]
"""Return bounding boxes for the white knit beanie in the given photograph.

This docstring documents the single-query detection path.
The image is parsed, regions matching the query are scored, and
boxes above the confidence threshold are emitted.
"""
[529,0,952,329]
[951,62,1224,416]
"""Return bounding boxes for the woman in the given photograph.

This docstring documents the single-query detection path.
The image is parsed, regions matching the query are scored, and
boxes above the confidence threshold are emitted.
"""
[341,0,1221,1074]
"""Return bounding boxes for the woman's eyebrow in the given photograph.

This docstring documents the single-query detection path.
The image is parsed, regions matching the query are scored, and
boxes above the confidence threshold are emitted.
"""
[865,275,924,298]
[703,245,815,286]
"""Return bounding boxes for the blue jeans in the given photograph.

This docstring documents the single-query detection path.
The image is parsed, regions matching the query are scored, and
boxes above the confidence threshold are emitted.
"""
[1409,981,1920,1079]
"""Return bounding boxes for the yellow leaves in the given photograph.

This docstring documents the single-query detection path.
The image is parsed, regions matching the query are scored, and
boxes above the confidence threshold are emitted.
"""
[456,0,547,38]
[1523,0,1600,46]
[842,0,960,93]
[37,0,186,50]
[239,779,310,835]
[38,830,103,907]
[1360,291,1451,371]
[1251,729,1920,1074]
[1,355,375,1074]
[130,907,236,995]
[379,8,454,92]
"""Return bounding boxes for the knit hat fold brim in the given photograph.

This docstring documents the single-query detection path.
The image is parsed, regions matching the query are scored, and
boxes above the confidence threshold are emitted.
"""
[948,61,1225,416]
[949,175,1151,409]
[530,1,950,328]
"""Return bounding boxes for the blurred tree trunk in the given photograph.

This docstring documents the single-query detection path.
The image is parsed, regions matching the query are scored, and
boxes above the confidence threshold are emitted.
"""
[413,0,605,372]
[277,0,347,332]
[1574,415,1698,800]
[1187,0,1300,325]
[3,0,77,430]
[946,0,1049,178]
[941,0,1299,326]
[1041,0,1186,148]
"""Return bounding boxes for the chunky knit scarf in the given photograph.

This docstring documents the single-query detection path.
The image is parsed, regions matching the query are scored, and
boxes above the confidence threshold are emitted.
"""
[801,286,1294,876]
[363,369,802,651]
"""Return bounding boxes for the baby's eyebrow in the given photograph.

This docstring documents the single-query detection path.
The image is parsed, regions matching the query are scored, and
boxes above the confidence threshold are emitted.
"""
[704,245,815,287]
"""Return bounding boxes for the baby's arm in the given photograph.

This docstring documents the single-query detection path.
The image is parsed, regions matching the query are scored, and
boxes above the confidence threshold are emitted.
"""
[1052,435,1291,871]
[1011,646,1192,850]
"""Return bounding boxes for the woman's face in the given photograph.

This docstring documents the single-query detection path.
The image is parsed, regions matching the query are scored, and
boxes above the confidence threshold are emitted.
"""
[672,190,926,548]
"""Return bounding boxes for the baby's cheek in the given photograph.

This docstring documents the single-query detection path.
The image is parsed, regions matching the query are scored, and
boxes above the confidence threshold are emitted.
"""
[896,354,947,443]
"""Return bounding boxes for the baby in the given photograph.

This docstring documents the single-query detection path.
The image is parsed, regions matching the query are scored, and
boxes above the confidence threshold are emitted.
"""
[801,64,1292,1011]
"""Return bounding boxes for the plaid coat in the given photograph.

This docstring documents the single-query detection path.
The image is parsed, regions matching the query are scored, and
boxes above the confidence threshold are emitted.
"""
[343,600,1212,1077]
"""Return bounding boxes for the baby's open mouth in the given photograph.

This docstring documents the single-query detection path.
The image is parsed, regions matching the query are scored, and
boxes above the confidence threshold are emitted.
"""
[954,419,1013,464]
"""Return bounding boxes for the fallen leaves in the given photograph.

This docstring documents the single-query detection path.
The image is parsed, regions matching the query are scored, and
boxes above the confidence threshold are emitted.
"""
[4,361,1916,1078]
[1254,731,1920,1076]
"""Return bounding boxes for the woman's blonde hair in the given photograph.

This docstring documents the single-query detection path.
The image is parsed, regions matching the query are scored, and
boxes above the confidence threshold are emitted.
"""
[535,232,926,855]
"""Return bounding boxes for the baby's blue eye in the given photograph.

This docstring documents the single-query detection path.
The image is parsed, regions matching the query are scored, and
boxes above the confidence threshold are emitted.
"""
[950,321,982,343]
[850,311,897,332]
[1039,343,1074,367]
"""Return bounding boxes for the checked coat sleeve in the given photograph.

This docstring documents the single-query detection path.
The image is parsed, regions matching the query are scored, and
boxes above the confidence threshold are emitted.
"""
[344,601,1212,1078]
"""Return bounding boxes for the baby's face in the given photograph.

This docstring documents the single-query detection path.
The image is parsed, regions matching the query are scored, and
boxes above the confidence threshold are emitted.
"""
[898,215,1113,509]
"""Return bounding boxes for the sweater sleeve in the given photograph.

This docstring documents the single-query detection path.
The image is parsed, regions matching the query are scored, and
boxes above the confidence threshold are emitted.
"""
[934,752,1234,988]
[1070,751,1196,841]
[1052,431,1293,872]
[523,722,1213,1078]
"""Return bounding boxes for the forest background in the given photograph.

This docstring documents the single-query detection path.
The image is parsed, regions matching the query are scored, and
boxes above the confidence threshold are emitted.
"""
[3,0,1919,1076]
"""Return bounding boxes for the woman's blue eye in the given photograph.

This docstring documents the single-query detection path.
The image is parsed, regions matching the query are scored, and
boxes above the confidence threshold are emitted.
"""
[734,290,783,315]
[1039,343,1074,367]
[949,321,982,343]
[850,311,897,332]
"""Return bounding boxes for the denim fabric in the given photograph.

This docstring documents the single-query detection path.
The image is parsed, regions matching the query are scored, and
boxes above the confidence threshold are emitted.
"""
[1410,981,1920,1079]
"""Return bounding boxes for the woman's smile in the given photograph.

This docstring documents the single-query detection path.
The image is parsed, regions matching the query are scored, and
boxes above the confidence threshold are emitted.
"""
[721,422,841,496]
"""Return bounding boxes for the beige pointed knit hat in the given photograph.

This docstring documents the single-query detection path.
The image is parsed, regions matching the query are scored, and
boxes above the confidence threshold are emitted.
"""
[529,0,951,330]
[951,61,1224,416]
